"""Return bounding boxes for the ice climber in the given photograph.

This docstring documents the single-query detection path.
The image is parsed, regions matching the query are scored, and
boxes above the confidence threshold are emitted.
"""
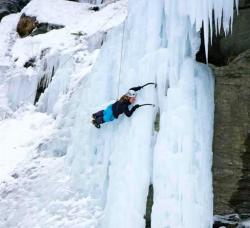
[91,83,156,128]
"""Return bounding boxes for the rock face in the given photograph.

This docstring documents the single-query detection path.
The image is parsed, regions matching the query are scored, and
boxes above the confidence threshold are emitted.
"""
[31,23,64,36]
[212,0,250,220]
[213,50,250,217]
[16,14,64,38]
[16,14,38,37]
[145,185,154,228]
[220,7,250,63]
[0,0,30,21]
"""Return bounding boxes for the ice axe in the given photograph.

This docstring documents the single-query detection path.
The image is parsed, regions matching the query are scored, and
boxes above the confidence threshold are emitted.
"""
[138,103,156,108]
[141,82,157,89]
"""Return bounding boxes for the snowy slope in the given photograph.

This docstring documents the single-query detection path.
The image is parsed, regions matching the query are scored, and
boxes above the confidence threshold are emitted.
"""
[0,0,238,227]
[0,107,56,181]
[0,155,103,228]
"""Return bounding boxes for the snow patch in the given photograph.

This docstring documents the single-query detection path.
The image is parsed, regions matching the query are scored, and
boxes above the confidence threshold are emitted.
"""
[0,107,56,181]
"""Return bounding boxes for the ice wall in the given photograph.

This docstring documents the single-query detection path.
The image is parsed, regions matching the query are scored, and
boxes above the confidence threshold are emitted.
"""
[66,7,159,225]
[152,60,214,228]
[63,0,237,227]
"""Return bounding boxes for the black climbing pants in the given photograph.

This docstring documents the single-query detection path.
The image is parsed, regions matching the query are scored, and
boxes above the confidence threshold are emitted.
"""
[93,110,105,124]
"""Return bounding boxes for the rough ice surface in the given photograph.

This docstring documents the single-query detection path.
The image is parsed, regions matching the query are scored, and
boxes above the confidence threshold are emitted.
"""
[0,0,237,227]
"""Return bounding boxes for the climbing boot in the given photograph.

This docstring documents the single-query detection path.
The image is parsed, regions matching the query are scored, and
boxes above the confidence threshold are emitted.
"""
[92,119,101,129]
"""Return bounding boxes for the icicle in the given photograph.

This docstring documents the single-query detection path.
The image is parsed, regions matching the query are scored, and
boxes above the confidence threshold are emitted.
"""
[202,0,209,62]
[235,0,239,14]
[208,1,213,46]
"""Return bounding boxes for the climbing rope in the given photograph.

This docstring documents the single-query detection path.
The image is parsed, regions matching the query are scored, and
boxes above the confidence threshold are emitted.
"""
[117,18,126,99]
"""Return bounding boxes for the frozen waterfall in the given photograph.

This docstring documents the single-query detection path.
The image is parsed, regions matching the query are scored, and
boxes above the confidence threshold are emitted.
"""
[66,0,237,227]
[0,0,238,227]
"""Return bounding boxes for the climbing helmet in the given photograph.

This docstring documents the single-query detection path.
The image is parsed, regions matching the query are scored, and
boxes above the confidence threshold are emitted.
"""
[126,90,137,98]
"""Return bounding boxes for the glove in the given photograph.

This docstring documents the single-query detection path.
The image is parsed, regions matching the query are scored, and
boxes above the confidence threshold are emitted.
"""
[134,104,140,109]
[130,86,142,91]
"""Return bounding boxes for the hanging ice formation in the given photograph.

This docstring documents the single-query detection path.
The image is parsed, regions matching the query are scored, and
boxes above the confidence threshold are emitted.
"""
[62,0,238,228]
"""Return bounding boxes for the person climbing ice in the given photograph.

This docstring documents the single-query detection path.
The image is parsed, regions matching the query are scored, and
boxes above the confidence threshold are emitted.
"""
[91,83,156,128]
